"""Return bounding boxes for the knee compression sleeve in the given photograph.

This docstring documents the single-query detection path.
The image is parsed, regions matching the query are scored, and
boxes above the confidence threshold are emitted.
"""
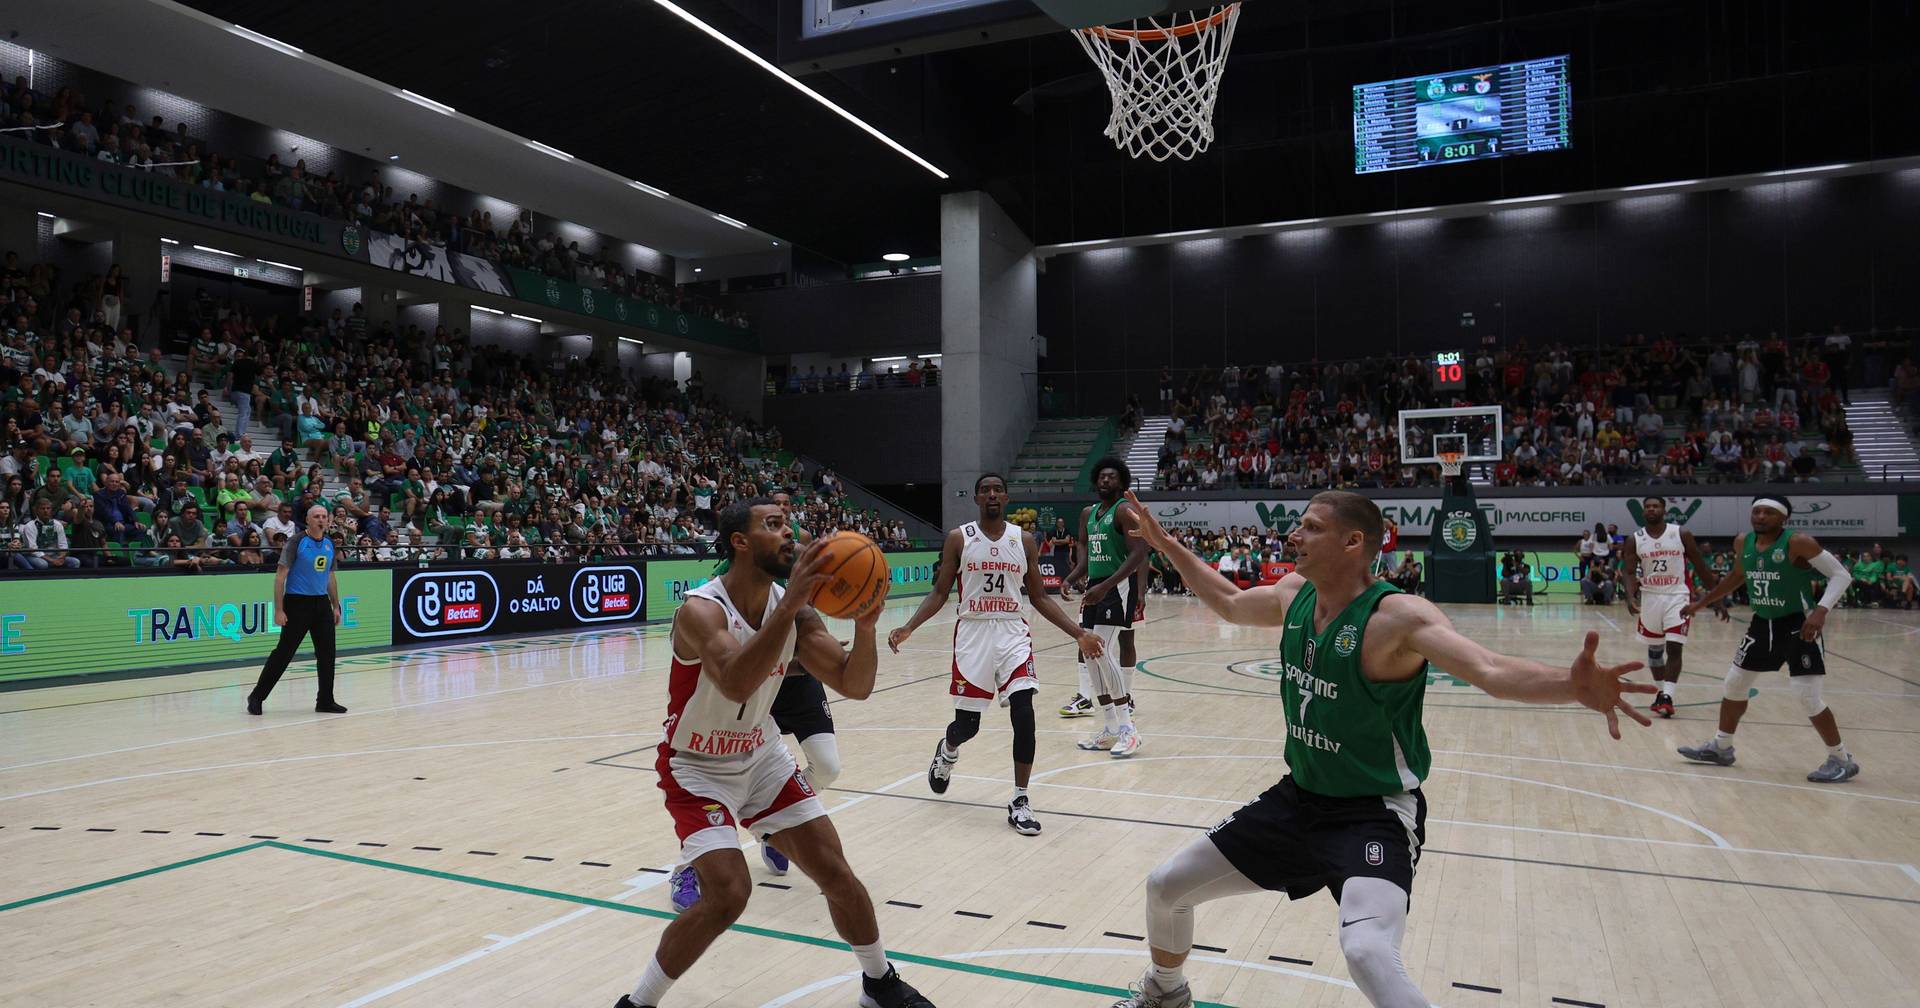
[945,708,982,749]
[1789,675,1826,717]
[1007,690,1036,764]
[1143,837,1265,955]
[1723,665,1761,701]
[1647,645,1667,669]
[798,733,842,793]
[1088,624,1127,697]
[1337,877,1428,1008]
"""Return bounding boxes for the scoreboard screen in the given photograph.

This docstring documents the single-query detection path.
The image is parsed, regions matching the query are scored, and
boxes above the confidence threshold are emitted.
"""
[1431,351,1467,392]
[1353,55,1571,174]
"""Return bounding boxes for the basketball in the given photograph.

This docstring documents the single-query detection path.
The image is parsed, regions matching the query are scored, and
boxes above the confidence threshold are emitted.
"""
[807,531,891,619]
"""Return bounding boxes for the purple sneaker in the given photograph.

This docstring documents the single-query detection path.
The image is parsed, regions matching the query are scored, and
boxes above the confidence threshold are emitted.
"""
[669,866,701,911]
[761,838,789,876]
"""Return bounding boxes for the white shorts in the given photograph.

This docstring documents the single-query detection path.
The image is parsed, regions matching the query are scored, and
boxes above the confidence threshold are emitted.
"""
[949,618,1038,713]
[1636,592,1692,644]
[655,738,828,863]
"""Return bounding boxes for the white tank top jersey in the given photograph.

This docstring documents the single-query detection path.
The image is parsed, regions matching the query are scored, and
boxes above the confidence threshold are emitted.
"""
[663,577,795,758]
[1634,523,1689,596]
[957,521,1026,621]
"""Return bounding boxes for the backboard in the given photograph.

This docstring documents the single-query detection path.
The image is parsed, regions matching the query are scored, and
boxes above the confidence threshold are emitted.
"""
[778,0,1057,72]
[1398,405,1503,464]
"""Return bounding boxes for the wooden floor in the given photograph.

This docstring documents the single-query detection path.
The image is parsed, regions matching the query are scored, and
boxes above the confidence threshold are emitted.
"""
[4,595,1918,1008]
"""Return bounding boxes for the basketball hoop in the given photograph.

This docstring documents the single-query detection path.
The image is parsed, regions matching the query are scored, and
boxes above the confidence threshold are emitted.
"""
[1438,450,1464,479]
[1071,4,1241,162]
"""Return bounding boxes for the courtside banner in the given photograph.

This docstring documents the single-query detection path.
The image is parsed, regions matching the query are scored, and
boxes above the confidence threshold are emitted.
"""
[392,563,645,643]
[645,550,943,622]
[0,569,390,683]
[1015,494,1912,539]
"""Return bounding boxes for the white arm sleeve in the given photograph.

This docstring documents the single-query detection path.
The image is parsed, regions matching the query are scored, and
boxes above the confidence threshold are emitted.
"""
[1809,550,1852,611]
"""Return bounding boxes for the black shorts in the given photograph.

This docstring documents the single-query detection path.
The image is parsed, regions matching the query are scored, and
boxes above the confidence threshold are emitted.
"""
[770,663,835,740]
[1206,776,1427,903]
[1081,578,1136,630]
[1735,612,1826,676]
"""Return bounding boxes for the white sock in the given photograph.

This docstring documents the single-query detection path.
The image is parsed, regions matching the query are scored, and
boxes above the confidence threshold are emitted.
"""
[1012,786,1029,803]
[1148,962,1185,991]
[1713,731,1735,749]
[1827,742,1849,760]
[630,956,675,1005]
[1660,678,1677,700]
[1100,703,1119,732]
[1077,661,1093,700]
[850,939,891,980]
[1113,702,1135,733]
[939,739,957,760]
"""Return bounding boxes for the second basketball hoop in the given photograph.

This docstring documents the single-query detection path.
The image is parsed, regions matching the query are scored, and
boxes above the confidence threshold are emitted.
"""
[1059,3,1242,162]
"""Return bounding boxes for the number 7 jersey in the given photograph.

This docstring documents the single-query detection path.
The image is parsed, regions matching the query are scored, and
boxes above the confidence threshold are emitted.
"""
[958,521,1026,620]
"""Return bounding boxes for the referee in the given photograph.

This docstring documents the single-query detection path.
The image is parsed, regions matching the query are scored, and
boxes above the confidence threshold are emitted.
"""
[247,505,347,715]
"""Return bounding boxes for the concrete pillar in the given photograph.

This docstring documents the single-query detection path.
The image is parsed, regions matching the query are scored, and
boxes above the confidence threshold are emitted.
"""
[0,205,37,270]
[688,350,764,422]
[109,224,164,349]
[437,297,468,340]
[362,282,398,331]
[939,191,1037,529]
[591,330,620,368]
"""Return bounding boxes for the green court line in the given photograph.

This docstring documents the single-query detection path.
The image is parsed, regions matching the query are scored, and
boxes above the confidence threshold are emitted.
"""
[3,838,1241,1006]
[0,840,270,913]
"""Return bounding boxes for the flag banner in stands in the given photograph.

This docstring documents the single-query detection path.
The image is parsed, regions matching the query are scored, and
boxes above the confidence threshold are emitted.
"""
[367,230,512,295]
[0,569,390,683]
[392,563,645,643]
[1014,494,1913,539]
[504,267,757,351]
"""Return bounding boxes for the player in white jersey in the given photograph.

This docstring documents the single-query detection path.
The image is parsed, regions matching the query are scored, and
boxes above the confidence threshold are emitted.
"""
[1621,494,1727,718]
[614,498,934,1008]
[890,473,1103,835]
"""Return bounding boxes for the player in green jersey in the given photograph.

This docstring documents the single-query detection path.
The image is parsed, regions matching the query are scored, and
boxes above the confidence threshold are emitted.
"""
[1110,489,1652,1008]
[1677,494,1860,782]
[1064,459,1151,757]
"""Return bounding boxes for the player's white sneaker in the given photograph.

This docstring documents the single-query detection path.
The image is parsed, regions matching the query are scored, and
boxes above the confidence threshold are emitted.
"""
[1109,726,1142,758]
[1076,728,1118,751]
[1006,795,1041,836]
[927,739,956,794]
[1059,694,1095,718]
[1111,975,1192,1008]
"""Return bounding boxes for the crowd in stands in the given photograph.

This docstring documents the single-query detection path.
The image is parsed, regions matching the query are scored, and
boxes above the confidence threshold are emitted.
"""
[772,360,941,394]
[1154,331,1918,490]
[5,76,747,328]
[0,251,911,573]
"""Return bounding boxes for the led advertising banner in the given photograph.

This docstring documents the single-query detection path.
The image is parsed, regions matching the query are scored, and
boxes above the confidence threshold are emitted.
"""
[391,563,646,644]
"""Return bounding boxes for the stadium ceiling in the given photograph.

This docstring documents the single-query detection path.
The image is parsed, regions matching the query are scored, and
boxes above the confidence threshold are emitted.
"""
[28,1,1918,266]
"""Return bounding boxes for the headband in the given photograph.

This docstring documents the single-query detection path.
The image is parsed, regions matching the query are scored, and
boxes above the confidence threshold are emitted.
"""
[1753,498,1790,517]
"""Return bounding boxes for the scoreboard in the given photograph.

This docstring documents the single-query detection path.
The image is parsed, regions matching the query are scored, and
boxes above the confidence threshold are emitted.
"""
[1354,55,1571,174]
[1431,351,1467,392]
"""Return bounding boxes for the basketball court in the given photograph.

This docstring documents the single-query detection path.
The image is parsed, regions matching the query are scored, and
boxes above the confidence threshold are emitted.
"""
[6,596,1917,1007]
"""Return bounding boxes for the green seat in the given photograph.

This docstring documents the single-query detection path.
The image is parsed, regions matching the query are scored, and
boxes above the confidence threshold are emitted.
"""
[187,486,208,509]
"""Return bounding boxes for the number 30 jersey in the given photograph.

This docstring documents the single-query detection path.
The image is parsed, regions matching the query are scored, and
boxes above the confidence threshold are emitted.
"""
[957,521,1026,621]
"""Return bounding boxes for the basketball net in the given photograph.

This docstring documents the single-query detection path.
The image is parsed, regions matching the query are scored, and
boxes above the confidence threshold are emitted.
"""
[1072,4,1241,162]
[1438,450,1464,479]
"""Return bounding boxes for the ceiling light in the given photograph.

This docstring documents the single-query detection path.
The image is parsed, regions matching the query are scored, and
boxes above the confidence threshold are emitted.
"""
[618,336,645,346]
[918,353,942,359]
[1761,163,1852,177]
[160,238,179,245]
[36,211,54,219]
[228,24,304,57]
[1488,194,1557,205]
[257,259,301,271]
[510,313,543,323]
[693,267,703,273]
[526,141,574,161]
[646,0,949,180]
[713,214,749,229]
[473,305,506,315]
[628,180,669,198]
[192,245,241,257]
[387,153,400,161]
[871,355,908,363]
[398,89,455,115]
[1619,179,1697,192]
[881,252,911,262]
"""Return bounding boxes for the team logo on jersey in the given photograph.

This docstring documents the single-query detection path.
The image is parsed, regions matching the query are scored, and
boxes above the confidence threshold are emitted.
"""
[1365,841,1384,866]
[1441,511,1478,552]
[990,547,998,557]
[1333,624,1359,657]
[1772,549,1785,563]
[703,803,726,826]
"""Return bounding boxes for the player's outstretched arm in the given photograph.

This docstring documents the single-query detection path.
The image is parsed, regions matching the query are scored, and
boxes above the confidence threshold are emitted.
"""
[1121,490,1288,627]
[887,528,962,653]
[1383,594,1653,739]
[796,581,888,700]
[1682,533,1747,617]
[1020,530,1104,659]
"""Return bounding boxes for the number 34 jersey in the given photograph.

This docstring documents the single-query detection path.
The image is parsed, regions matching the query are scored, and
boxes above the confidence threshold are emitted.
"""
[957,521,1026,621]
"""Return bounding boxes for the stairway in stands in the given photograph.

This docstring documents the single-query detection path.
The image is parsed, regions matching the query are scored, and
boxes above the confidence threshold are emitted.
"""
[1009,417,1108,494]
[1842,392,1920,481]
[1120,416,1169,490]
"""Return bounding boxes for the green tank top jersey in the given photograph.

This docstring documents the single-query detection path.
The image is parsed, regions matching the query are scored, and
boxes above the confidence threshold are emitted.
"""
[1278,579,1431,798]
[1743,529,1816,618]
[1085,501,1123,580]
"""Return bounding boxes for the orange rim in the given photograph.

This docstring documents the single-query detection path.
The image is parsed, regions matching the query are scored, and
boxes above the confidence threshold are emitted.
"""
[1079,3,1238,41]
